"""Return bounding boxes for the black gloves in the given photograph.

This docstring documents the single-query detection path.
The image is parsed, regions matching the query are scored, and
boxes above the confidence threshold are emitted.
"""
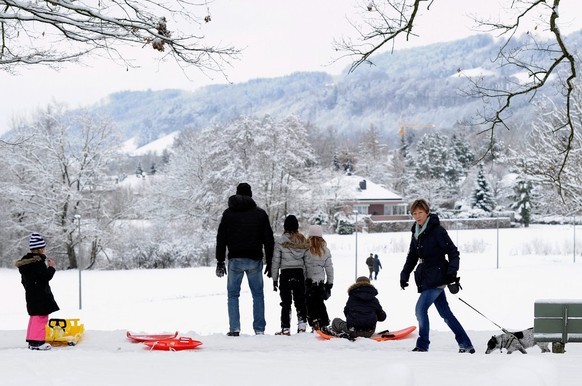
[447,277,462,294]
[323,283,333,300]
[216,261,227,278]
[400,280,408,290]
[446,274,458,284]
[273,280,278,292]
[264,264,272,278]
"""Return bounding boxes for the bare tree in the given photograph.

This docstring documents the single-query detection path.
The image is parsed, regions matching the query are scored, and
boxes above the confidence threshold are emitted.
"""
[336,0,577,185]
[0,0,240,77]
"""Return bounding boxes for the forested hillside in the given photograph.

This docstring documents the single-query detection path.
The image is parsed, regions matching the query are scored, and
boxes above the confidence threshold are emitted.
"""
[89,31,582,148]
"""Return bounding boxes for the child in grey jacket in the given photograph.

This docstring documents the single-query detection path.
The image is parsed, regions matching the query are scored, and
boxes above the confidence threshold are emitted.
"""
[272,215,309,335]
[304,225,334,331]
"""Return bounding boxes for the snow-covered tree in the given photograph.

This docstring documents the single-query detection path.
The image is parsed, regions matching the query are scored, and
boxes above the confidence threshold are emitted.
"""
[389,133,416,196]
[511,175,533,227]
[451,133,475,170]
[136,163,145,178]
[415,133,462,184]
[0,103,121,268]
[411,132,463,207]
[471,164,495,212]
[147,115,317,248]
[515,92,582,212]
[356,124,388,181]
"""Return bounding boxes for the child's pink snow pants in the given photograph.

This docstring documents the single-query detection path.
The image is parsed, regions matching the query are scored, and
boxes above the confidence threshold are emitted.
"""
[26,315,48,341]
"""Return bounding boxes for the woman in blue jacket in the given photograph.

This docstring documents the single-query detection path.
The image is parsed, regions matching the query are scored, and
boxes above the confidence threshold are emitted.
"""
[400,199,474,353]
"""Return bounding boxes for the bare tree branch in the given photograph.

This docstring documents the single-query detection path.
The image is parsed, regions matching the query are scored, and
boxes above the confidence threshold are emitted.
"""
[0,0,240,78]
[335,0,431,72]
[337,0,577,187]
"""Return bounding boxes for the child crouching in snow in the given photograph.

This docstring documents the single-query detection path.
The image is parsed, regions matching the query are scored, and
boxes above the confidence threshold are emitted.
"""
[322,276,386,339]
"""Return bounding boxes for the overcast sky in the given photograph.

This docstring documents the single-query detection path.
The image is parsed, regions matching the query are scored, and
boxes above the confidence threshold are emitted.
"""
[1,0,580,134]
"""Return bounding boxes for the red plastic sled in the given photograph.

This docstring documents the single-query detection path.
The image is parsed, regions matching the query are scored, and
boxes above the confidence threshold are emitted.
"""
[371,326,416,341]
[316,326,416,341]
[126,331,179,342]
[144,337,203,351]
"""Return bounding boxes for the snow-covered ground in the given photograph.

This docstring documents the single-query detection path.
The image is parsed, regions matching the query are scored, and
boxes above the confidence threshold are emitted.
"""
[2,225,581,386]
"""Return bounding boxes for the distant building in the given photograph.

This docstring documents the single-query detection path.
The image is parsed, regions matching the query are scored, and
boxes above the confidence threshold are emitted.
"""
[324,174,408,221]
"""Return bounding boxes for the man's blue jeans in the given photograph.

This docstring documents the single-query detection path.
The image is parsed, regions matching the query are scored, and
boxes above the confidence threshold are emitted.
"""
[227,258,265,333]
[414,287,473,351]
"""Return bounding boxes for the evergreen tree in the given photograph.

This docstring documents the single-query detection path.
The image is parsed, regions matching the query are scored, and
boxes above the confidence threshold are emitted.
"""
[415,133,462,184]
[451,134,475,171]
[390,134,416,196]
[471,164,495,212]
[411,132,462,207]
[511,175,533,227]
[136,163,144,178]
[357,124,388,182]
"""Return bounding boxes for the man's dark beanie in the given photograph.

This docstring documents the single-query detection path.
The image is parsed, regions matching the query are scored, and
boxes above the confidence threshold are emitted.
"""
[236,182,252,197]
[284,215,299,232]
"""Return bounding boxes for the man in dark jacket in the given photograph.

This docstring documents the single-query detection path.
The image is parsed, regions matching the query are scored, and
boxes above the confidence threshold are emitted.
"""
[400,199,474,353]
[15,232,60,350]
[215,183,274,336]
[323,276,386,339]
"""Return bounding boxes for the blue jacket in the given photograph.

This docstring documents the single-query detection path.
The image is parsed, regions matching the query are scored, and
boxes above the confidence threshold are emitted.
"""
[343,282,386,330]
[400,214,459,293]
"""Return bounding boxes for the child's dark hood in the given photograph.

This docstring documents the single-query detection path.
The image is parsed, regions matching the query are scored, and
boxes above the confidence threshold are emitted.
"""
[347,282,378,301]
[15,253,45,268]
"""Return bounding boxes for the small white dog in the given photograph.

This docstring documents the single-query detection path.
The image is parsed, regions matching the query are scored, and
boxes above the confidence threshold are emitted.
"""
[485,328,550,354]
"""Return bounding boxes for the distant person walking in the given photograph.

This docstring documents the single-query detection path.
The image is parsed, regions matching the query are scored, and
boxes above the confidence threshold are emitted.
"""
[15,233,60,350]
[373,254,382,280]
[271,215,308,335]
[304,225,334,331]
[400,199,474,353]
[215,183,275,336]
[366,253,374,280]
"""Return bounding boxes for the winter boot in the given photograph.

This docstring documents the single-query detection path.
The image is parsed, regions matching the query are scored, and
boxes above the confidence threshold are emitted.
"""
[297,320,307,333]
[226,331,240,337]
[320,326,337,336]
[28,343,52,351]
[275,328,291,336]
[311,320,320,332]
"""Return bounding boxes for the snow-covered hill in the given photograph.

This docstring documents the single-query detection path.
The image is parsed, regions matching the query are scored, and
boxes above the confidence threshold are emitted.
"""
[83,31,582,148]
[119,131,179,156]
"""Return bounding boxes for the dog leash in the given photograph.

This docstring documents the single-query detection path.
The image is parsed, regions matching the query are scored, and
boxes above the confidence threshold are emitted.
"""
[457,296,527,352]
[457,297,510,334]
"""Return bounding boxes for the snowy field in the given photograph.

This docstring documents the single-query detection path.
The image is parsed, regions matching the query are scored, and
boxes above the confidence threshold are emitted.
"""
[2,224,582,386]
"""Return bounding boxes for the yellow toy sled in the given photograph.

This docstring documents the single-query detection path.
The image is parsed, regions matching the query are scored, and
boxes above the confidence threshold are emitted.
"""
[45,318,85,346]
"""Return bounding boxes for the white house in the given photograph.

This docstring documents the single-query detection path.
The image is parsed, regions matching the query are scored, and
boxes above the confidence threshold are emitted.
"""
[323,174,408,221]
